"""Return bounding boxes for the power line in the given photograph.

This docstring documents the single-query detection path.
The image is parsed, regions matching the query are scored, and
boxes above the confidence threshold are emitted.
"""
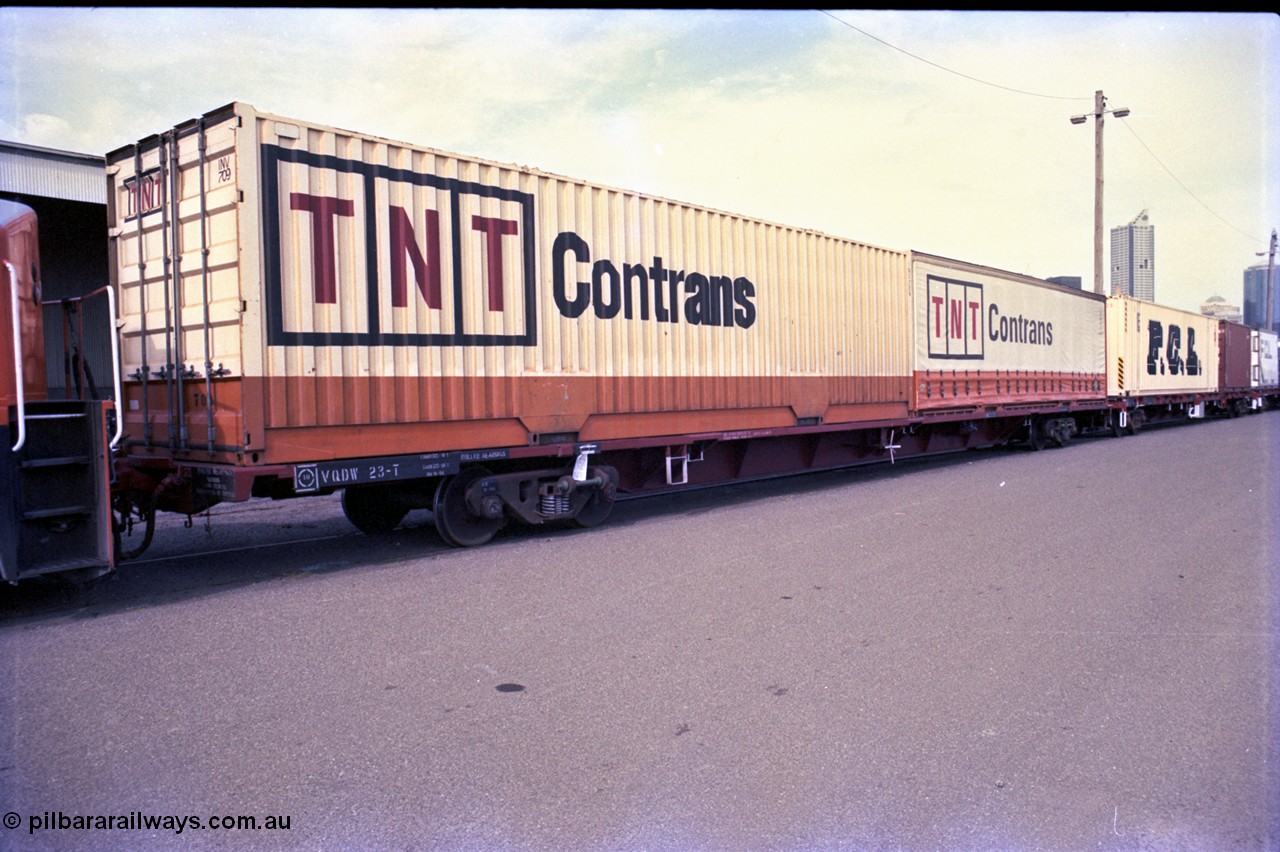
[1116,120,1266,246]
[818,10,1090,102]
[821,10,1271,249]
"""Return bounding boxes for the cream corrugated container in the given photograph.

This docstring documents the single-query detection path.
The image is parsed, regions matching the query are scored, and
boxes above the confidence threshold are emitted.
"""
[1106,296,1219,397]
[108,103,913,467]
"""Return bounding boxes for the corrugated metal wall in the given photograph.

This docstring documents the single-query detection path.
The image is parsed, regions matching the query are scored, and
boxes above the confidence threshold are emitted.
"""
[0,142,105,205]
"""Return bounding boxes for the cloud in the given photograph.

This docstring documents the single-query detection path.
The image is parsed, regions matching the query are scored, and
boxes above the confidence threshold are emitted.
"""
[14,114,76,148]
[1,9,1276,311]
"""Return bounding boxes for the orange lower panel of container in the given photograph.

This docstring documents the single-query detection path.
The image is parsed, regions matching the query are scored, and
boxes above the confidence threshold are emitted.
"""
[121,374,912,465]
[912,370,1106,410]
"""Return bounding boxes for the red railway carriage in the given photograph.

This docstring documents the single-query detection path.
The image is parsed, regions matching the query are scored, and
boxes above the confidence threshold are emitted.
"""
[0,199,45,414]
[1,200,114,583]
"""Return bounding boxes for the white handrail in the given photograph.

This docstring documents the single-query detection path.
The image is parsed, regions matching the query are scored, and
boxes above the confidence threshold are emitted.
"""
[5,260,25,452]
[105,286,124,449]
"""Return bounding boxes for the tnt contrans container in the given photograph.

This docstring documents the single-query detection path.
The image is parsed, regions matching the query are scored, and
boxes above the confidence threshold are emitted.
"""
[106,103,915,494]
[909,253,1106,412]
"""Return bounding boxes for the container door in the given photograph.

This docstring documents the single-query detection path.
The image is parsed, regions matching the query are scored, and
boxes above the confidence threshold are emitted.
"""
[113,113,246,459]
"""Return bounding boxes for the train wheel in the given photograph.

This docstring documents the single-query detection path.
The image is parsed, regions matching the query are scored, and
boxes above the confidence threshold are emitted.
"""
[342,485,407,535]
[571,490,615,529]
[434,467,503,547]
[1110,412,1125,438]
[112,491,156,561]
[1127,409,1144,435]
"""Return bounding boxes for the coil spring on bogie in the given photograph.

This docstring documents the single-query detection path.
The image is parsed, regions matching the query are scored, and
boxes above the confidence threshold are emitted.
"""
[540,492,572,517]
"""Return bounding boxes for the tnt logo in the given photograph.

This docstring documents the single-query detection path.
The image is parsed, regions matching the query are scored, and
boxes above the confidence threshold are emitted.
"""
[264,145,536,347]
[926,276,984,359]
[122,170,164,221]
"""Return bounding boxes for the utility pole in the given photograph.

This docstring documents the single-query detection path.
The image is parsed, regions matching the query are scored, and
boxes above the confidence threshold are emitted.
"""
[1071,91,1130,295]
[1268,229,1276,334]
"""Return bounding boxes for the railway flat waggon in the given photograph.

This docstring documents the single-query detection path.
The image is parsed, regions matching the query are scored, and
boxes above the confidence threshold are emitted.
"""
[2,102,1276,580]
[909,253,1107,448]
[107,103,924,546]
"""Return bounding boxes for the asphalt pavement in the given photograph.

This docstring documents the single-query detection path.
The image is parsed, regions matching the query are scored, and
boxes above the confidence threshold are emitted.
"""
[1,412,1277,850]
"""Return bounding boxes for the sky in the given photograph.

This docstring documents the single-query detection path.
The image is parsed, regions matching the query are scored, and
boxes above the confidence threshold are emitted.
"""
[2,8,1277,314]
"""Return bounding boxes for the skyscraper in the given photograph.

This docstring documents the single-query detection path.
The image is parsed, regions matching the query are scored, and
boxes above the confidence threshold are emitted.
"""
[1243,263,1278,332]
[1110,209,1154,301]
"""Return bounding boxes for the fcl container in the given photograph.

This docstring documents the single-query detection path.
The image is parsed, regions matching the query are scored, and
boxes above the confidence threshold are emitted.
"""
[1106,296,1219,398]
[107,103,914,469]
[910,253,1106,411]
